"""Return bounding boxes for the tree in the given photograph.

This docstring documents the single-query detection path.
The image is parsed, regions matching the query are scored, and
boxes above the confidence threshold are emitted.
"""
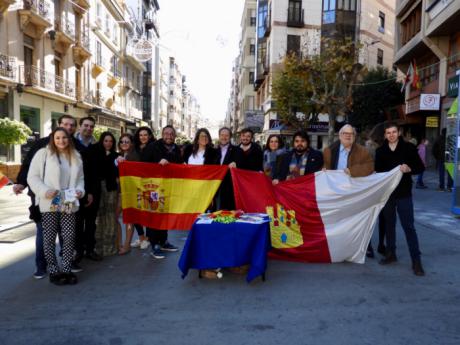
[350,67,404,132]
[0,118,32,161]
[272,37,365,144]
[93,126,108,141]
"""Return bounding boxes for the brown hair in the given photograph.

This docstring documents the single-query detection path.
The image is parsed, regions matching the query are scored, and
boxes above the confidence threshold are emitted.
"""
[48,127,76,164]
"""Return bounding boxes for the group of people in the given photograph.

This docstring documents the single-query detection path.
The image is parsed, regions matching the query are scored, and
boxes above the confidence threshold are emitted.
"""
[14,115,431,285]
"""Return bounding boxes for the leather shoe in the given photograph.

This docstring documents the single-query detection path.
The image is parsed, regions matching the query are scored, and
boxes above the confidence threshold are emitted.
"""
[366,246,374,258]
[379,252,397,265]
[85,251,103,261]
[49,273,67,286]
[412,260,425,276]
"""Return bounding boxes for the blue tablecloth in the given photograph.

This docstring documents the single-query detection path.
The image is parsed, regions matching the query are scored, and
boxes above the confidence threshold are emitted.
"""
[178,218,271,282]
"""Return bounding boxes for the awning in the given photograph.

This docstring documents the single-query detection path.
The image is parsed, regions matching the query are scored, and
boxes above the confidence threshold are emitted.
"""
[448,98,458,117]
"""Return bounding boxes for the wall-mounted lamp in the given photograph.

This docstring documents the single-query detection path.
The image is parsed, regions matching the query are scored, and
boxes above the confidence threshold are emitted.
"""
[16,83,24,93]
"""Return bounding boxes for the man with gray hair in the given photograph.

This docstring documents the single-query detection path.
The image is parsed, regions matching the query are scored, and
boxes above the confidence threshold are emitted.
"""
[323,124,375,257]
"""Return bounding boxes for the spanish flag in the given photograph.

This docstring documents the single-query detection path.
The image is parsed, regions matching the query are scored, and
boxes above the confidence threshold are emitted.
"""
[119,161,228,230]
[0,171,10,189]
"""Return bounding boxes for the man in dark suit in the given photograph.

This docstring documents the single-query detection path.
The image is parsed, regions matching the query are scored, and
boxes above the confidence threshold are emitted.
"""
[273,130,323,183]
[215,127,242,210]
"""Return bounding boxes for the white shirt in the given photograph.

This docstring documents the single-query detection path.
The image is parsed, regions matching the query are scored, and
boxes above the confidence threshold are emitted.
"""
[187,150,205,165]
[59,155,71,190]
[219,144,229,165]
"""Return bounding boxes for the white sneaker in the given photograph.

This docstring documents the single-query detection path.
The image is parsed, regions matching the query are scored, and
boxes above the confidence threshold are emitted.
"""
[130,239,141,248]
[140,240,150,250]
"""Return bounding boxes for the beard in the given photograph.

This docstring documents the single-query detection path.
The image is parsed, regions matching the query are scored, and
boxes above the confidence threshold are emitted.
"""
[295,147,307,154]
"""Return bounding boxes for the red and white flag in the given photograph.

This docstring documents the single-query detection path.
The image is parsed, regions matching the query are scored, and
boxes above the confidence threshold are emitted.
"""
[231,167,402,263]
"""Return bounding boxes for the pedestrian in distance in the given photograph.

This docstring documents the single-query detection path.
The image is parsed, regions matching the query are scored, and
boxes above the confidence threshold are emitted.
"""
[27,127,85,285]
[94,132,120,257]
[128,126,155,250]
[375,122,425,276]
[141,125,182,259]
[273,130,323,184]
[416,138,429,189]
[263,134,286,179]
[432,128,453,192]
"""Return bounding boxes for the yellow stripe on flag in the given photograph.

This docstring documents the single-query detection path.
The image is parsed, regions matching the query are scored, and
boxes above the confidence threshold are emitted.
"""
[120,176,222,214]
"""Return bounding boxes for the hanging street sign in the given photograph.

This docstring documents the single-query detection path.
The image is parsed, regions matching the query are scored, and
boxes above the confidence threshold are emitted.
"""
[133,39,154,62]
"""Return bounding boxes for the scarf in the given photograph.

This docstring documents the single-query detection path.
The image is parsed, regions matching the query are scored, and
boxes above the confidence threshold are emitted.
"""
[288,151,308,179]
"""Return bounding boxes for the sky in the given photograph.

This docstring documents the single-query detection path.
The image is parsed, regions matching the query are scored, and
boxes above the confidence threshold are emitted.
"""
[157,0,245,126]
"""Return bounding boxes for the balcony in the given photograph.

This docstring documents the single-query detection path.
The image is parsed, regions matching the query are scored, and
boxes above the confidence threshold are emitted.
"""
[107,69,121,88]
[287,8,304,28]
[0,0,15,13]
[72,0,89,15]
[76,88,92,104]
[91,57,106,78]
[53,17,75,53]
[72,30,91,65]
[0,54,16,82]
[92,91,105,107]
[19,65,76,99]
[18,0,53,39]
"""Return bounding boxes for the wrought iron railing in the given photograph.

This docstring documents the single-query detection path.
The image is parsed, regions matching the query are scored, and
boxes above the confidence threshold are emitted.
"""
[23,0,52,22]
[76,88,92,103]
[19,65,76,98]
[0,54,16,79]
[55,16,75,39]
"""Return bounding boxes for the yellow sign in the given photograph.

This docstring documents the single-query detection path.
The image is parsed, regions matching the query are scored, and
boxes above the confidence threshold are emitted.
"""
[426,116,439,128]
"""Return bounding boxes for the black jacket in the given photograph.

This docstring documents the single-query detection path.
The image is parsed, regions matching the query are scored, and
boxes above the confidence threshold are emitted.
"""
[94,146,119,192]
[183,145,219,165]
[141,139,183,164]
[275,149,324,181]
[375,138,425,198]
[214,144,242,211]
[238,143,263,172]
[216,144,242,166]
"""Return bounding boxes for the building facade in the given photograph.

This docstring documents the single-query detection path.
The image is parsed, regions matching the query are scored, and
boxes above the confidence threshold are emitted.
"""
[0,0,151,162]
[394,0,460,142]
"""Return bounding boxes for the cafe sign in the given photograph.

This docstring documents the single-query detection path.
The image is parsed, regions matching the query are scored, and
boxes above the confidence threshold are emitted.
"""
[425,116,439,128]
[420,94,440,111]
[447,75,459,97]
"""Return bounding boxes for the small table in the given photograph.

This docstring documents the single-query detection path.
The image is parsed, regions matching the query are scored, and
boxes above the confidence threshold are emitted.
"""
[178,215,271,283]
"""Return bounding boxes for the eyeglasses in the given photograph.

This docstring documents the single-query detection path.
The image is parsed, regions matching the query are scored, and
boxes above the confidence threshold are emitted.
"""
[341,132,355,136]
[120,140,131,144]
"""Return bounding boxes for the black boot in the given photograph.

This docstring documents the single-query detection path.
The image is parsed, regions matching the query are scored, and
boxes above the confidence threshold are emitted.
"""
[412,259,425,276]
[63,272,78,285]
[379,252,397,265]
[49,273,67,286]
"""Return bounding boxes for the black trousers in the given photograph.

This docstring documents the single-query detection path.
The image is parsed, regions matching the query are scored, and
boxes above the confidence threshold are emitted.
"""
[146,228,167,247]
[75,194,100,258]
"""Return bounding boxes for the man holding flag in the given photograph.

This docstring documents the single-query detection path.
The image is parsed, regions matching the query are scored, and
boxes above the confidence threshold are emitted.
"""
[376,122,425,276]
[141,125,183,259]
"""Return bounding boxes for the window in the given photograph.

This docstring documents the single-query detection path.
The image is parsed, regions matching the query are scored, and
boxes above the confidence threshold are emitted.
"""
[337,0,356,11]
[249,71,254,84]
[287,35,301,56]
[250,44,255,55]
[378,11,385,33]
[96,41,102,66]
[323,0,335,11]
[250,9,256,26]
[377,48,383,65]
[400,4,422,45]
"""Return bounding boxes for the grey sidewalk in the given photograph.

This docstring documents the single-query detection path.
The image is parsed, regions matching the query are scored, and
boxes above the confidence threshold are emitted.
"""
[0,185,32,232]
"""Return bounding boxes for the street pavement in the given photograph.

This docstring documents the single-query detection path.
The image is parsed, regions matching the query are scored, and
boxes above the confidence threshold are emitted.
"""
[0,170,459,345]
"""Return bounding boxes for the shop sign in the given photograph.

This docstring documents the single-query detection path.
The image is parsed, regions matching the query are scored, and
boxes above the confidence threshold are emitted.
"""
[447,75,459,97]
[308,122,329,133]
[133,39,154,62]
[425,116,439,128]
[420,94,440,111]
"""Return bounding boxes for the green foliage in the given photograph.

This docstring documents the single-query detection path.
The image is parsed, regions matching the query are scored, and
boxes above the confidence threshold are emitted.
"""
[93,126,108,141]
[0,118,32,146]
[272,37,365,144]
[350,67,404,131]
[175,133,191,145]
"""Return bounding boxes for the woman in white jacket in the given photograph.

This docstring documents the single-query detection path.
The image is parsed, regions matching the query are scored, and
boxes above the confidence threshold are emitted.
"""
[27,127,85,285]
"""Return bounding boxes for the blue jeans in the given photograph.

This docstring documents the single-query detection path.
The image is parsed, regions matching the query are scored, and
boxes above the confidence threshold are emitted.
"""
[438,160,453,189]
[35,222,47,272]
[382,196,421,261]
